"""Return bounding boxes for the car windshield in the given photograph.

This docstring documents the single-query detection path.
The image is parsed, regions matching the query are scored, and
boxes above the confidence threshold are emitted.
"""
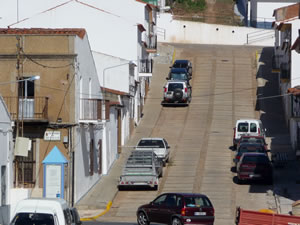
[11,213,54,225]
[138,140,164,148]
[170,73,188,80]
[184,196,212,208]
[167,83,184,91]
[242,155,269,163]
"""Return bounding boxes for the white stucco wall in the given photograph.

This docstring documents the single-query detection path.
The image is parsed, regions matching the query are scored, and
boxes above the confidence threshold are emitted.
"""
[157,13,275,46]
[92,52,131,93]
[0,0,139,61]
[73,35,104,203]
[290,20,300,88]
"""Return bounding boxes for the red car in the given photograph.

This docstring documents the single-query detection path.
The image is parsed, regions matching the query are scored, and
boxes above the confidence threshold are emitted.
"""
[236,135,268,151]
[137,192,214,225]
[237,152,273,184]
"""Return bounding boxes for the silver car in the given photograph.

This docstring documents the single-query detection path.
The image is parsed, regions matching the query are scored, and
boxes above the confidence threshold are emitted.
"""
[162,80,192,105]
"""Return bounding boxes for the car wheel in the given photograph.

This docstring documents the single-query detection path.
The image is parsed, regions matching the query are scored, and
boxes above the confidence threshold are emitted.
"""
[137,212,150,225]
[172,217,182,225]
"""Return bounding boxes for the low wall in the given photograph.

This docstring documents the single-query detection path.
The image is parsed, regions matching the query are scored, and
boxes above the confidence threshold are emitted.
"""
[157,13,275,46]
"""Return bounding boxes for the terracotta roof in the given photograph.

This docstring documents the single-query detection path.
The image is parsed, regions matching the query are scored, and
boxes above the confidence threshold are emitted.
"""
[288,87,300,96]
[101,87,129,96]
[273,3,300,21]
[135,0,158,9]
[0,28,86,39]
[137,24,146,32]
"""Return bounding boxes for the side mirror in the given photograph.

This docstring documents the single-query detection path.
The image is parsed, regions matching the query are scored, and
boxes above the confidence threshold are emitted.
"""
[167,146,170,149]
[166,77,169,80]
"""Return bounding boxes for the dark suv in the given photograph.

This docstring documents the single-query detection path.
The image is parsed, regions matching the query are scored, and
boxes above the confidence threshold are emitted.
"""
[171,60,192,76]
[167,68,191,85]
[137,192,214,225]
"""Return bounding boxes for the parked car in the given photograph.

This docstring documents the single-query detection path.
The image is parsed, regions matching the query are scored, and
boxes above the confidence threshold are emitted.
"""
[233,119,266,149]
[236,152,273,184]
[170,59,192,76]
[233,143,266,167]
[167,68,191,85]
[136,137,170,166]
[136,192,215,225]
[162,80,192,105]
[10,198,74,225]
[236,135,268,151]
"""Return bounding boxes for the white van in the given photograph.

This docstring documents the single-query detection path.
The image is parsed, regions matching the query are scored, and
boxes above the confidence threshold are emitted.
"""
[233,119,266,148]
[10,198,76,225]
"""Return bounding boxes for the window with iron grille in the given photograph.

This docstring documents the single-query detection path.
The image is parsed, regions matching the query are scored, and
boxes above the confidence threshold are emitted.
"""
[14,140,35,188]
[89,139,94,176]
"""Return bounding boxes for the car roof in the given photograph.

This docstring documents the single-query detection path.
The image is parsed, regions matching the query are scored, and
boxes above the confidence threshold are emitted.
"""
[236,118,262,123]
[170,68,188,73]
[240,135,264,139]
[166,80,187,84]
[242,152,267,156]
[139,138,164,141]
[161,192,207,197]
[174,60,189,64]
[239,142,264,147]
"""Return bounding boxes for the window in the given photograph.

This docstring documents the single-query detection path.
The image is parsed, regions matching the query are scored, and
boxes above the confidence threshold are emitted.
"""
[153,194,167,206]
[89,139,94,176]
[250,123,257,132]
[98,139,102,174]
[237,123,248,132]
[14,140,35,188]
[166,194,177,207]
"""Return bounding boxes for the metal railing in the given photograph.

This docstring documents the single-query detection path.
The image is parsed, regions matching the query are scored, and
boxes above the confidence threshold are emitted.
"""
[139,59,153,73]
[145,34,157,50]
[246,29,275,44]
[80,98,102,120]
[3,96,48,120]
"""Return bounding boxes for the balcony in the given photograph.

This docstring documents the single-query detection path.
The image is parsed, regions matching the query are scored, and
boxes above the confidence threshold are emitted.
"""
[145,34,157,53]
[3,96,48,121]
[139,59,153,77]
[79,98,102,121]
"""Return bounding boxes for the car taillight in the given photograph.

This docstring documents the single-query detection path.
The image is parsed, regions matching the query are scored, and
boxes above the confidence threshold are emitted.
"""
[164,88,167,92]
[258,128,261,135]
[185,88,187,93]
[181,208,186,216]
[236,156,241,160]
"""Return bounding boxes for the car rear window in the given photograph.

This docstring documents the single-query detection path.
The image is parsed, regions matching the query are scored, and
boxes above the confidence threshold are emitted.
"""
[173,62,188,68]
[168,83,184,91]
[11,213,54,225]
[242,155,269,163]
[237,123,249,132]
[184,196,212,207]
[137,140,164,148]
[170,73,188,80]
[239,146,264,153]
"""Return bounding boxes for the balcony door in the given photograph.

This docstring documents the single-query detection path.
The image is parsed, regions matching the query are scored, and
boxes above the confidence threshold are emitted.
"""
[18,77,35,119]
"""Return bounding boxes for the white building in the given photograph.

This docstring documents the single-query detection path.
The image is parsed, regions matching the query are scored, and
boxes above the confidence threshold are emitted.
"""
[0,96,13,225]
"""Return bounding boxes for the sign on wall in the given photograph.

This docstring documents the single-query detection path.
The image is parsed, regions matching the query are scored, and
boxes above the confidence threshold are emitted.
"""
[44,131,61,141]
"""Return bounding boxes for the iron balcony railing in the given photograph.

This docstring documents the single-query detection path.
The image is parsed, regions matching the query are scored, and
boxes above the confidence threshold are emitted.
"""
[79,98,102,120]
[3,96,48,120]
[139,59,153,74]
[145,34,157,50]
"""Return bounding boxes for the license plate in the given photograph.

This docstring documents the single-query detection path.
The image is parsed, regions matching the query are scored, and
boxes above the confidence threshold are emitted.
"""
[194,212,206,216]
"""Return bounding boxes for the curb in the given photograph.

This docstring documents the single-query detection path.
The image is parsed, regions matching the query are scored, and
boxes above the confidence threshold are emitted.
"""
[80,201,112,221]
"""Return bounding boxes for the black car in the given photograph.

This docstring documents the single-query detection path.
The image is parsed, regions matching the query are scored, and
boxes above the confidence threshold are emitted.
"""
[233,143,266,167]
[137,192,214,225]
[171,60,192,76]
[237,152,273,184]
[167,68,191,85]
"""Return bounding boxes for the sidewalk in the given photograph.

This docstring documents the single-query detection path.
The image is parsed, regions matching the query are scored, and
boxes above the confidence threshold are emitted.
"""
[257,48,300,216]
[75,43,174,220]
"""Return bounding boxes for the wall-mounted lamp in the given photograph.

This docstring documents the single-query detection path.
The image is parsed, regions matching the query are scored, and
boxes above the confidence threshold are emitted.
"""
[63,136,69,148]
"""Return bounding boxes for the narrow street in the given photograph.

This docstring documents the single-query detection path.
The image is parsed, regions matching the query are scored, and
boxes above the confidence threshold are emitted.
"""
[98,43,278,225]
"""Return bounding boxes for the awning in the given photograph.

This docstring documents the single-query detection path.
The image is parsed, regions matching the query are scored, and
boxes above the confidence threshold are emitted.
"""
[291,37,300,50]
